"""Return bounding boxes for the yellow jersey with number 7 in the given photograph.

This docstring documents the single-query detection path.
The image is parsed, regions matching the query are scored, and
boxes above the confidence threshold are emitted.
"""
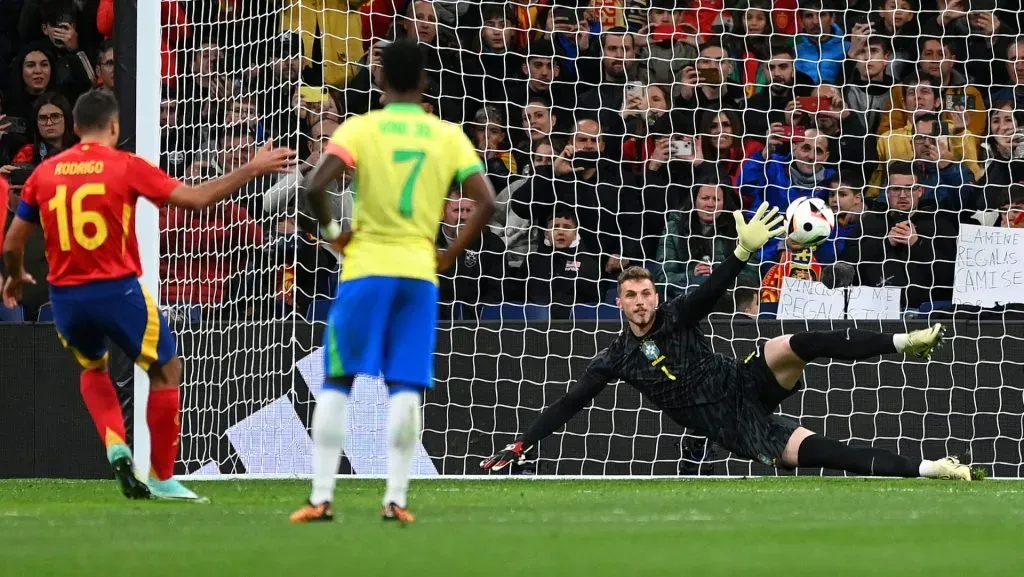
[326,103,484,284]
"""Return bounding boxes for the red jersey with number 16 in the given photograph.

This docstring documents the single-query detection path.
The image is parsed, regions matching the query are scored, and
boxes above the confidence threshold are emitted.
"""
[19,142,180,287]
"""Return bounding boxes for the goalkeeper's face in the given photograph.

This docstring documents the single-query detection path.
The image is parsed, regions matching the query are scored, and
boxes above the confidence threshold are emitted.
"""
[618,279,659,329]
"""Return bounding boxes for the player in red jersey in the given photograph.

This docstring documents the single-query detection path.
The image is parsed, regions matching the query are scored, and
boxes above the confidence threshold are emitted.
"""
[2,89,295,501]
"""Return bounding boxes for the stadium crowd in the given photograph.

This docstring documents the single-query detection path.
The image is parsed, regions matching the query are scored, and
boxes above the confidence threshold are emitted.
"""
[3,0,1024,323]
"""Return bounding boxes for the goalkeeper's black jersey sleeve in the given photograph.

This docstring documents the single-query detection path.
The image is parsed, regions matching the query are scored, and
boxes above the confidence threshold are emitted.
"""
[520,255,749,445]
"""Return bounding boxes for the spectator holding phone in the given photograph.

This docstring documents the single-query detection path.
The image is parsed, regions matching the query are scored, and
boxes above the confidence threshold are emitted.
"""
[37,9,97,105]
[873,73,981,205]
[843,35,894,138]
[921,0,1017,88]
[638,0,698,86]
[674,40,744,136]
[867,0,921,81]
[793,0,850,85]
[743,42,814,138]
[980,100,1024,211]
[879,36,986,137]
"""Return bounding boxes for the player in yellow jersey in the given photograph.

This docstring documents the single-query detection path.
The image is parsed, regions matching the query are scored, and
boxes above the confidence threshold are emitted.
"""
[289,39,496,524]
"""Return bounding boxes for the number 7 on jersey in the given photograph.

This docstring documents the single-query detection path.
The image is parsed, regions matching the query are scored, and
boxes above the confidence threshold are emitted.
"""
[393,149,426,219]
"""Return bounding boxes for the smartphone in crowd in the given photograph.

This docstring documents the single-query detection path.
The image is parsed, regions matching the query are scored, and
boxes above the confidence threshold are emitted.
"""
[797,96,830,113]
[625,81,644,100]
[781,125,807,139]
[572,149,600,169]
[945,92,967,110]
[697,68,722,84]
[0,116,27,135]
[300,86,328,104]
[650,24,678,43]
[670,135,695,160]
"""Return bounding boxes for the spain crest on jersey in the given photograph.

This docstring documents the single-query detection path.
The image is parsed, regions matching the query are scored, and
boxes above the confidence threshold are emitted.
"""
[640,340,660,361]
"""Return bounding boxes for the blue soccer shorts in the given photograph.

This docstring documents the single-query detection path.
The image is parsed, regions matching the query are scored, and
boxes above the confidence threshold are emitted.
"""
[324,276,438,389]
[49,276,177,371]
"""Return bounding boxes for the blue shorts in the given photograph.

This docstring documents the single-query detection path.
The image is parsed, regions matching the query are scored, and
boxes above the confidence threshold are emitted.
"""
[324,276,438,388]
[49,276,177,371]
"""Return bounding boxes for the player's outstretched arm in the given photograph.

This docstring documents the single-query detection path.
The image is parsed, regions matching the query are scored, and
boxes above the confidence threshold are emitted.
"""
[2,216,37,308]
[438,172,495,271]
[166,141,296,210]
[676,202,784,325]
[299,153,351,251]
[481,355,611,471]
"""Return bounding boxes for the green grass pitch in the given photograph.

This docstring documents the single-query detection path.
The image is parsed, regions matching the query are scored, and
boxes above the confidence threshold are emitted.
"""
[2,478,1023,576]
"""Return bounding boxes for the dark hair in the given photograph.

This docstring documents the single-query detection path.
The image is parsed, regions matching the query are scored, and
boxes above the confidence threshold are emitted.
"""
[381,39,425,93]
[617,266,654,287]
[218,123,254,147]
[527,93,553,109]
[899,69,938,98]
[886,160,916,183]
[600,27,633,50]
[526,40,555,60]
[866,35,894,54]
[73,88,119,133]
[546,209,578,227]
[768,41,796,60]
[8,44,56,108]
[698,109,743,163]
[32,91,76,159]
[733,286,759,313]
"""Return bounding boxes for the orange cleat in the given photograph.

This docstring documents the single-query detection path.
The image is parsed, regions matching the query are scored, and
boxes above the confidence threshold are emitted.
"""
[289,501,334,523]
[381,502,415,525]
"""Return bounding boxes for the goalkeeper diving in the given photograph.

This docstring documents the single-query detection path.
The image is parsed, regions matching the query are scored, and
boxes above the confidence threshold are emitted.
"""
[483,203,981,480]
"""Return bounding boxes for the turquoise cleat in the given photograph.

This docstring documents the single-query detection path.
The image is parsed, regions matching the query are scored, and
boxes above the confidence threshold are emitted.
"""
[147,477,209,503]
[106,444,151,500]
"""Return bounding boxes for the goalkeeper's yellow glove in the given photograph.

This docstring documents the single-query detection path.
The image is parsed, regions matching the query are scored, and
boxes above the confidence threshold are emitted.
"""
[733,202,786,262]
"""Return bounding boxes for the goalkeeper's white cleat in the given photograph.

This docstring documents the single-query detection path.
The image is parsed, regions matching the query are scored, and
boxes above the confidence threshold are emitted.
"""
[904,323,945,360]
[930,457,973,481]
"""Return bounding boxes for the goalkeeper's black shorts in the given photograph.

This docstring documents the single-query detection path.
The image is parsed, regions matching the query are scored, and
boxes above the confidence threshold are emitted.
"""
[671,347,801,467]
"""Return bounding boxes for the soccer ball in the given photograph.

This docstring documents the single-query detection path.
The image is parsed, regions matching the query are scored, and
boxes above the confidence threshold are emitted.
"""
[785,197,835,248]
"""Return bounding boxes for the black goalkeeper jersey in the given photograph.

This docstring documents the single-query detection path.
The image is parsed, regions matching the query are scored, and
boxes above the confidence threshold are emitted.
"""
[521,254,753,446]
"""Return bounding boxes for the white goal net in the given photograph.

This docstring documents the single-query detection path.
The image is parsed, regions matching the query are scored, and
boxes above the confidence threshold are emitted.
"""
[159,1,1024,478]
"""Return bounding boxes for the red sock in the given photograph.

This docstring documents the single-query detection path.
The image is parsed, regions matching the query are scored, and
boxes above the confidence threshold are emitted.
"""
[147,387,181,481]
[80,369,127,450]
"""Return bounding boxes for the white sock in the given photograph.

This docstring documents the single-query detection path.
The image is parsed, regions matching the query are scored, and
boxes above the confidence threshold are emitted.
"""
[310,388,349,505]
[919,459,939,478]
[893,333,910,353]
[383,390,421,508]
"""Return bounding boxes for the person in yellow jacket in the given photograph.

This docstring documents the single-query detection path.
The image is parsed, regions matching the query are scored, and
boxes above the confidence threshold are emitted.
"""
[280,0,367,87]
[870,75,982,197]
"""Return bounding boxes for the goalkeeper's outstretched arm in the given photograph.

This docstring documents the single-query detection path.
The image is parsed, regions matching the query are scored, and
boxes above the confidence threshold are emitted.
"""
[676,202,784,326]
[481,354,613,471]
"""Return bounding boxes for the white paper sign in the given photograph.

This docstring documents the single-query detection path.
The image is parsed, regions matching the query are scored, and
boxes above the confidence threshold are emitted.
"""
[777,277,845,319]
[847,286,902,320]
[953,224,1024,307]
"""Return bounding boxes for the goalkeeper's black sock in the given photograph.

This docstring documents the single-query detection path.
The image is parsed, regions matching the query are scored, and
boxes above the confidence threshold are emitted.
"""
[789,329,897,362]
[797,434,922,477]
